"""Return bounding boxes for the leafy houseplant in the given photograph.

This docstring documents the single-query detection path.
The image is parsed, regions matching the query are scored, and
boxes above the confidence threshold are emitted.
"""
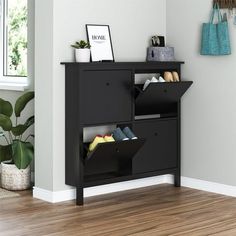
[71,40,91,62]
[0,92,34,190]
[71,40,91,49]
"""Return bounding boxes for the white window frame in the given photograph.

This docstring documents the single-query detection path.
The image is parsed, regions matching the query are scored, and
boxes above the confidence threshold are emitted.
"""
[0,0,28,91]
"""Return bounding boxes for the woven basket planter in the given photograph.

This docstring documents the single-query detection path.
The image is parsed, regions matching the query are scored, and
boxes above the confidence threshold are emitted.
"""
[1,162,31,191]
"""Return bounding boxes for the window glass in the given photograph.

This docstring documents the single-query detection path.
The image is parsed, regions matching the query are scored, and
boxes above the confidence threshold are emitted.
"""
[4,0,27,77]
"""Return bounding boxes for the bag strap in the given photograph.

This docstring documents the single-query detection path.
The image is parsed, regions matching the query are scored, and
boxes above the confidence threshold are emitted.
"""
[210,3,223,23]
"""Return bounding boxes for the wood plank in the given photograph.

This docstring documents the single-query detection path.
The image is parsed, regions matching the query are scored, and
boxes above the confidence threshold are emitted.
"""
[0,184,236,235]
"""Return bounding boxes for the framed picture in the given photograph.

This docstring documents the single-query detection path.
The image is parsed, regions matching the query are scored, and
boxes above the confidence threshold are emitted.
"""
[86,24,115,62]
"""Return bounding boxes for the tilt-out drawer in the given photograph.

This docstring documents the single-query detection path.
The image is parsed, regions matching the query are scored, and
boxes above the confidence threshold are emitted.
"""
[135,81,193,115]
[84,139,145,176]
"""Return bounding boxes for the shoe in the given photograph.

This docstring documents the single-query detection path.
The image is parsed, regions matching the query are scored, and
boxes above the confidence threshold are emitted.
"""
[150,77,158,83]
[104,135,115,142]
[89,135,106,152]
[172,71,180,82]
[143,79,151,91]
[164,72,174,82]
[143,77,158,91]
[123,127,138,140]
[158,76,166,83]
[112,128,129,141]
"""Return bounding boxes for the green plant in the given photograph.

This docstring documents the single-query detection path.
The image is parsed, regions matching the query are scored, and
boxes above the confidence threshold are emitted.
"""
[71,40,91,49]
[0,92,34,169]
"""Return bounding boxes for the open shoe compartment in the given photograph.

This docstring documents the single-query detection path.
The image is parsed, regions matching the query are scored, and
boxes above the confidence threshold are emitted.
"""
[135,81,193,116]
[84,139,145,178]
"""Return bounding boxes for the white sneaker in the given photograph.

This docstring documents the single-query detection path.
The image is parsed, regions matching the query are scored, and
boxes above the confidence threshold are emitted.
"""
[143,77,159,91]
[158,76,166,83]
[143,79,151,91]
[150,77,158,83]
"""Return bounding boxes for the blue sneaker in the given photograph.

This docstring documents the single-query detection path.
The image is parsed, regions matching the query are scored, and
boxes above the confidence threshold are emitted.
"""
[112,128,129,141]
[123,127,138,140]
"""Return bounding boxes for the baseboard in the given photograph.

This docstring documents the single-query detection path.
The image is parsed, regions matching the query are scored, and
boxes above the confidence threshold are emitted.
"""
[33,175,236,203]
[181,176,236,197]
[33,187,56,203]
[33,175,170,203]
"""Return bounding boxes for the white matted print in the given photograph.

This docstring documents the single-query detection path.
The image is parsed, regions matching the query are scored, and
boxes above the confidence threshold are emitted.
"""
[86,24,114,62]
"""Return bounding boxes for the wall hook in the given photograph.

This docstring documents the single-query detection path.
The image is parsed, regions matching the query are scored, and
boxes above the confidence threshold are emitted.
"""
[214,0,236,8]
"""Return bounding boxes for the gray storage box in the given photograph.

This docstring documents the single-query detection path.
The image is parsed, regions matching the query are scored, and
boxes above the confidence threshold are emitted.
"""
[147,47,175,62]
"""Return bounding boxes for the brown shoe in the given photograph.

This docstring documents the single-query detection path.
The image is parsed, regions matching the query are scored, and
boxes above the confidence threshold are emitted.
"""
[172,71,180,82]
[164,72,174,82]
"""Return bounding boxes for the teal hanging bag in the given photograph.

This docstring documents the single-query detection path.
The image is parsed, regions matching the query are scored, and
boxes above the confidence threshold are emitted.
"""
[201,3,231,56]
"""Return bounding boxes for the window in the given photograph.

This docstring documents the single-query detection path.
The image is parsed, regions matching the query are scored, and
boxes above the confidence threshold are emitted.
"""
[0,0,27,86]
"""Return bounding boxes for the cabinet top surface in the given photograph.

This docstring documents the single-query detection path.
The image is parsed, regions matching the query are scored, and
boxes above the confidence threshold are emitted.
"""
[61,61,184,65]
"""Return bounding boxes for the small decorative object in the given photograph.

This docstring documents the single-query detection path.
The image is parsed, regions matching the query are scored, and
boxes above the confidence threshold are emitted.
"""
[71,40,91,62]
[201,3,231,56]
[147,35,174,61]
[86,24,114,62]
[151,36,165,47]
[0,92,34,190]
[147,47,175,61]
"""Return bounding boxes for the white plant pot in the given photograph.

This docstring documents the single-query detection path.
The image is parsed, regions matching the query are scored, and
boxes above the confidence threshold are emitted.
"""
[75,48,90,62]
[1,161,31,191]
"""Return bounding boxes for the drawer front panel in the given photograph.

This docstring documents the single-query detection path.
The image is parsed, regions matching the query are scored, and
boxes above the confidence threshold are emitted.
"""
[80,70,132,125]
[133,119,177,174]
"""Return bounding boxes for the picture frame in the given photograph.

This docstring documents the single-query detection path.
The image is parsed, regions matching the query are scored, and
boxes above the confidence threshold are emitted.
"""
[86,24,115,62]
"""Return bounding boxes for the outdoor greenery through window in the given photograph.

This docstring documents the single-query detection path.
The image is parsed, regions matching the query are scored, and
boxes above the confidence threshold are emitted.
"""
[4,0,27,77]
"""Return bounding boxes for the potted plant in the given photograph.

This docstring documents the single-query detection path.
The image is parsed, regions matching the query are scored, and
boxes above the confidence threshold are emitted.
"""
[0,92,34,190]
[71,40,91,62]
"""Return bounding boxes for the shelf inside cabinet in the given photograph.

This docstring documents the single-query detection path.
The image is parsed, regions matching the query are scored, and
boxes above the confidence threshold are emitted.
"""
[135,81,193,115]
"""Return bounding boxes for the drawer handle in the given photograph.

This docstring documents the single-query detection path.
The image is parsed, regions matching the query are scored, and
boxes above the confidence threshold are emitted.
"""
[116,148,120,153]
[106,82,110,86]
[154,132,158,136]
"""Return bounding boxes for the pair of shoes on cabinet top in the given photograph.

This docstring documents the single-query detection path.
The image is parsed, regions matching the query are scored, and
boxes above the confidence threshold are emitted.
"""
[164,71,180,82]
[112,127,138,141]
[89,135,115,152]
[143,76,165,91]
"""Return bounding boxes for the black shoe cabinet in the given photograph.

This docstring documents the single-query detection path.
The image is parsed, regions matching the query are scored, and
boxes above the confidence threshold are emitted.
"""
[61,61,193,205]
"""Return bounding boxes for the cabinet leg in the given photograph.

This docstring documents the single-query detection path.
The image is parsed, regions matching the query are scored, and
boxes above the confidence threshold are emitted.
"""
[76,187,84,206]
[174,172,181,187]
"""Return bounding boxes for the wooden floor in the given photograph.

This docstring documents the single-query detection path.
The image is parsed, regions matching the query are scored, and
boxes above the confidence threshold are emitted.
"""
[1,184,236,236]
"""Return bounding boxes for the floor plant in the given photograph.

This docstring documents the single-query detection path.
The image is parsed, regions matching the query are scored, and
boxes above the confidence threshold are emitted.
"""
[0,92,34,190]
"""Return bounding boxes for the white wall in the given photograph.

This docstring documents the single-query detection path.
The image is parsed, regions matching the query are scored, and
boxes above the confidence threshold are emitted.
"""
[167,0,236,186]
[35,0,54,190]
[35,0,166,191]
